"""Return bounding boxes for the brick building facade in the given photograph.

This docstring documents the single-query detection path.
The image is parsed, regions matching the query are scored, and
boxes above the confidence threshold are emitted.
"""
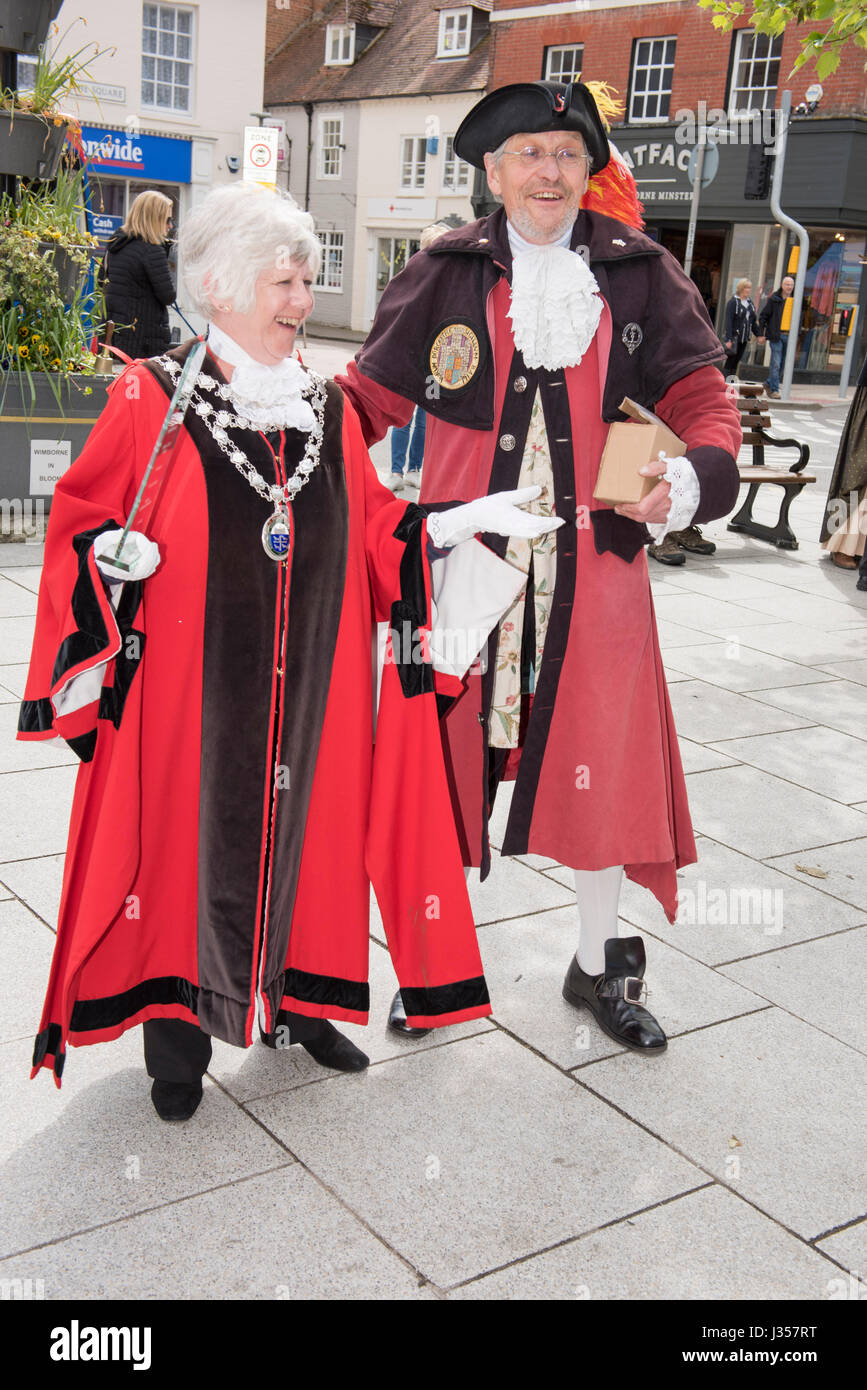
[488,0,865,116]
[484,0,867,381]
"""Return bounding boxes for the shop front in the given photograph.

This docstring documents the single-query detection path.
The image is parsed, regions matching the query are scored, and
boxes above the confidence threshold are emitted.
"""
[609,117,867,384]
[363,197,438,329]
[79,126,192,292]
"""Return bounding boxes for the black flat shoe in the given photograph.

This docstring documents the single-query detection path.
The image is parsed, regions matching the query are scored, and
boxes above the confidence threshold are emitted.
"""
[562,936,667,1053]
[387,988,432,1037]
[301,1021,369,1072]
[150,1079,203,1121]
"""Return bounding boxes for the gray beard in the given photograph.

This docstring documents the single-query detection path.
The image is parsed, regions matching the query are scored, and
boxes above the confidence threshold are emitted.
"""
[507,202,577,245]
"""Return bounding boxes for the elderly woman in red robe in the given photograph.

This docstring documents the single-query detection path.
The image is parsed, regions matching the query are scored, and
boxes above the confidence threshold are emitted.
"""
[18,182,557,1120]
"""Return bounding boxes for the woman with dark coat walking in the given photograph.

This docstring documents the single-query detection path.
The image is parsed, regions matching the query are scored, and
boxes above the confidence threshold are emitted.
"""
[722,278,758,378]
[99,189,175,360]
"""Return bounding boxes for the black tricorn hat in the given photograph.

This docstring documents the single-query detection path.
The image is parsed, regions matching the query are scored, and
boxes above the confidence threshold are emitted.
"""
[454,81,610,174]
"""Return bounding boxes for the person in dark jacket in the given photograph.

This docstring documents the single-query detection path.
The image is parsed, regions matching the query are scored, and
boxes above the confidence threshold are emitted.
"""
[98,189,175,360]
[820,351,867,574]
[757,275,794,397]
[722,278,758,378]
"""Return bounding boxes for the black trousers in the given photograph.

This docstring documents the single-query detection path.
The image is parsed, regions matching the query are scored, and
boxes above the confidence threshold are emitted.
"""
[723,341,747,378]
[143,1012,328,1084]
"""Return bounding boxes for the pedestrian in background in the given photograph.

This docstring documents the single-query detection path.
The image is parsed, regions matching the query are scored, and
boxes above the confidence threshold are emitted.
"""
[820,351,867,574]
[722,278,757,379]
[385,222,451,493]
[98,189,175,361]
[757,274,795,398]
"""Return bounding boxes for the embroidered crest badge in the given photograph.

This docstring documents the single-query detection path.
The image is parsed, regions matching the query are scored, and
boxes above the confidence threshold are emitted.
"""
[622,322,643,356]
[428,322,482,391]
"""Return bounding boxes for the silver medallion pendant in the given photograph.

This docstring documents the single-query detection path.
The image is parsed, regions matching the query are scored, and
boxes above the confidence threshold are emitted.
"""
[262,508,292,561]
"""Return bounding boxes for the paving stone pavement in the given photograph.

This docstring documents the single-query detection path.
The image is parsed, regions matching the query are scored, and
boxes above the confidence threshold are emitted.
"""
[1,382,865,1302]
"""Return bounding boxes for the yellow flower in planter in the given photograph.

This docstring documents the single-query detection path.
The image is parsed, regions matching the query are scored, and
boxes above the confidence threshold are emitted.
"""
[51,358,62,370]
[30,333,42,346]
[18,326,29,339]
[18,345,30,358]
[41,343,52,358]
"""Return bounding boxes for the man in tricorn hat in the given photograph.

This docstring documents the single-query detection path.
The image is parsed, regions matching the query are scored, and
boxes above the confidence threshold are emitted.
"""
[338,82,742,1055]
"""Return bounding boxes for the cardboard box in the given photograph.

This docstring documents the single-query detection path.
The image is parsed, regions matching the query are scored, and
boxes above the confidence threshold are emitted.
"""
[593,397,686,507]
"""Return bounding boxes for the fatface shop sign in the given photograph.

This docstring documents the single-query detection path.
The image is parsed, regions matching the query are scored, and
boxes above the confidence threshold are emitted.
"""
[616,137,695,205]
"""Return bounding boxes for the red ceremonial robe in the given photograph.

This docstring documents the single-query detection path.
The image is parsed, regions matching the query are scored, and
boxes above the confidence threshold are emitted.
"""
[19,342,491,1086]
[338,214,743,923]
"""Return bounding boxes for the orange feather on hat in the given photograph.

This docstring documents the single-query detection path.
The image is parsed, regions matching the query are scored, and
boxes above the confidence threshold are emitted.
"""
[581,82,645,231]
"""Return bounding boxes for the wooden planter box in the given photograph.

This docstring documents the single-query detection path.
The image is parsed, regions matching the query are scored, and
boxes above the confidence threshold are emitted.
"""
[0,109,67,180]
[0,371,110,528]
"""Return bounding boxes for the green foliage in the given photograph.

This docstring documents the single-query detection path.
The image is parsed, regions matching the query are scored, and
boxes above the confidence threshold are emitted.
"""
[0,164,105,411]
[698,0,867,75]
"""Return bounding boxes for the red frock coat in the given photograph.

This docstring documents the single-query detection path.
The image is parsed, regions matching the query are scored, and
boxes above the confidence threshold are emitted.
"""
[338,215,743,922]
[19,344,491,1085]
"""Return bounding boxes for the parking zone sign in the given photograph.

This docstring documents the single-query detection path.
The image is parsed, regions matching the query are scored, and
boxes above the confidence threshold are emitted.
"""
[243,126,278,187]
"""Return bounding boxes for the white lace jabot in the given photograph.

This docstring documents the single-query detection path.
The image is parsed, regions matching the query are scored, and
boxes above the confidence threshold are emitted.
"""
[206,323,315,433]
[506,221,603,371]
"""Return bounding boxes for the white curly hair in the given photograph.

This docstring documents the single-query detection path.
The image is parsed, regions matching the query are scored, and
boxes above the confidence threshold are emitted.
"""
[180,182,322,318]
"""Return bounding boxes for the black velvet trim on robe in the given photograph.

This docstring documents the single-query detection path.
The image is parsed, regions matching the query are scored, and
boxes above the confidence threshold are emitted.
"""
[97,578,146,729]
[401,976,490,1016]
[278,966,369,1015]
[390,502,435,699]
[461,351,579,868]
[18,520,145,761]
[500,361,579,858]
[590,509,650,562]
[48,521,124,691]
[18,697,55,734]
[68,974,199,1031]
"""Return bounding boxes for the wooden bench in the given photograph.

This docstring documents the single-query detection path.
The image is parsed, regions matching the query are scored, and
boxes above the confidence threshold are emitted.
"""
[726,383,816,549]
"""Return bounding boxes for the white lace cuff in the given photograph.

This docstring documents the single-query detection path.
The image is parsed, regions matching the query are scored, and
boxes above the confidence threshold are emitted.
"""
[646,453,701,542]
[426,510,448,549]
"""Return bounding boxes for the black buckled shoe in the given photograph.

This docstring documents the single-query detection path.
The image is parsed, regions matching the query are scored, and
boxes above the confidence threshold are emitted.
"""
[150,1079,204,1121]
[387,989,432,1038]
[562,936,667,1053]
[301,1021,369,1072]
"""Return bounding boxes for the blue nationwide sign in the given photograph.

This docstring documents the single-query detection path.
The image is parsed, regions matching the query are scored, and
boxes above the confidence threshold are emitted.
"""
[81,127,192,183]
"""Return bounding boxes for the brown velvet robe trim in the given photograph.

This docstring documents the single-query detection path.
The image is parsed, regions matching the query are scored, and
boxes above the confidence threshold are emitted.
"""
[260,384,348,1009]
[145,351,348,1043]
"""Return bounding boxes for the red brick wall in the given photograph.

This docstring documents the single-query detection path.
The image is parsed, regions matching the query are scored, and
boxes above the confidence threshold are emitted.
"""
[489,1,867,118]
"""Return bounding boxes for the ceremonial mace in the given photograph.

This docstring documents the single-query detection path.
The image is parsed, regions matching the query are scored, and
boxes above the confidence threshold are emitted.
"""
[109,337,208,573]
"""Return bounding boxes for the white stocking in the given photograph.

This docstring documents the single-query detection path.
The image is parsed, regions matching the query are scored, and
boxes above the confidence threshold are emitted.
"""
[574,866,624,975]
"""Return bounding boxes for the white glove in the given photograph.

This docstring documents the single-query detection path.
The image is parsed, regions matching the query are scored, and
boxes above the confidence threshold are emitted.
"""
[93,529,162,583]
[427,486,565,549]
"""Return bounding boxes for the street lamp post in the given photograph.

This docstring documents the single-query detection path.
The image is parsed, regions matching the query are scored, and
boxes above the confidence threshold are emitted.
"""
[769,91,810,402]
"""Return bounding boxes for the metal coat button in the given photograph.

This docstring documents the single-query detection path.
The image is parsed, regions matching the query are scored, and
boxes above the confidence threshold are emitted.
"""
[513,376,528,393]
[499,433,516,451]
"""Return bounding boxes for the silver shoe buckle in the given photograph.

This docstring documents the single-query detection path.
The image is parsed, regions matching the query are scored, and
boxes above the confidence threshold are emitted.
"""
[594,975,647,1004]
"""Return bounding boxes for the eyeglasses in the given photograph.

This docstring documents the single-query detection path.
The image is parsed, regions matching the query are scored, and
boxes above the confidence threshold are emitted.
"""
[501,145,590,169]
